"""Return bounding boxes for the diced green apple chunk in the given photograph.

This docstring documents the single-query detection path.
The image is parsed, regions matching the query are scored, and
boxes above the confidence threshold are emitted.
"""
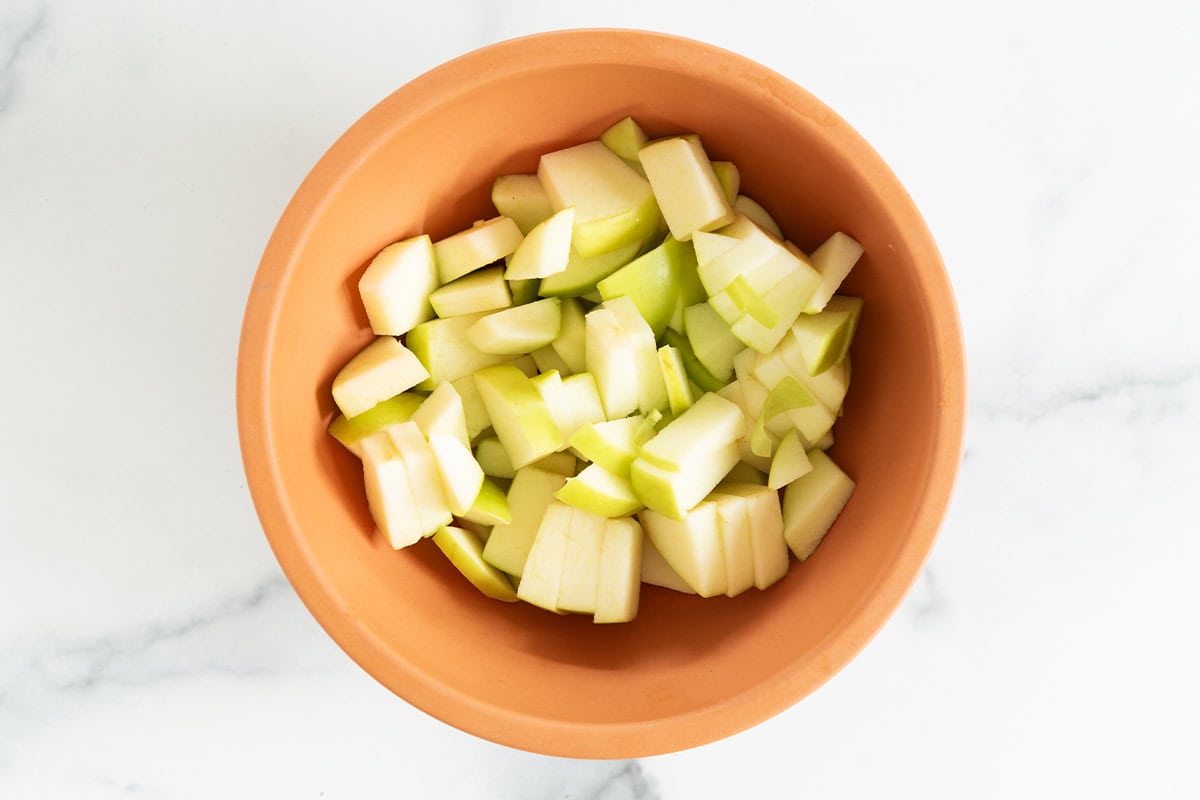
[407,313,512,389]
[459,476,512,527]
[473,365,563,469]
[600,116,649,174]
[790,295,864,375]
[640,531,696,594]
[768,428,813,489]
[637,135,735,241]
[683,303,744,384]
[332,336,430,418]
[594,516,643,623]
[358,234,438,335]
[733,195,783,239]
[782,448,855,561]
[505,207,575,280]
[711,161,740,206]
[515,501,574,611]
[491,174,554,235]
[481,466,568,577]
[427,433,485,516]
[429,265,512,318]
[465,297,562,356]
[556,462,644,518]
[596,235,697,338]
[359,434,425,549]
[411,380,470,448]
[639,499,726,597]
[804,232,864,314]
[328,392,424,457]
[432,525,518,602]
[433,216,524,284]
[555,506,606,614]
[383,421,454,535]
[631,440,740,520]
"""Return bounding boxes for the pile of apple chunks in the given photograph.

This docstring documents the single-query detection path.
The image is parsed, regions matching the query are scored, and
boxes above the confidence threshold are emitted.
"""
[328,117,864,624]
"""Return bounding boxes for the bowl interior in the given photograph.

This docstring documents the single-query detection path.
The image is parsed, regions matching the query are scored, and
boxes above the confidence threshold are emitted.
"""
[239,30,963,758]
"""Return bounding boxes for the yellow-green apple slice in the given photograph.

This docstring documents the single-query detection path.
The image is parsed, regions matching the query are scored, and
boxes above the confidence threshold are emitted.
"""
[568,413,657,475]
[459,476,511,527]
[549,296,587,373]
[491,174,553,235]
[637,391,745,473]
[332,336,430,418]
[715,482,789,589]
[637,135,735,241]
[804,232,864,313]
[433,216,524,283]
[407,313,511,389]
[711,161,740,206]
[640,531,695,594]
[682,303,744,384]
[536,239,642,297]
[768,428,813,490]
[429,265,512,318]
[750,376,819,458]
[605,295,669,415]
[765,336,851,413]
[382,421,454,536]
[427,433,485,516]
[733,195,783,239]
[782,448,855,561]
[724,274,779,328]
[639,499,727,597]
[531,370,606,445]
[449,373,491,441]
[357,234,438,335]
[473,364,563,469]
[410,381,469,448]
[473,435,514,479]
[556,506,606,614]
[594,516,644,623]
[711,491,755,597]
[515,501,574,611]
[600,116,649,174]
[531,345,573,376]
[538,140,662,257]
[585,303,638,419]
[328,392,424,457]
[691,230,740,266]
[466,297,562,356]
[432,525,518,602]
[728,264,817,353]
[662,328,726,393]
[358,434,424,549]
[556,462,643,518]
[790,295,864,375]
[596,236,697,338]
[657,345,694,416]
[504,207,575,280]
[481,466,568,577]
[508,277,540,305]
[631,440,740,520]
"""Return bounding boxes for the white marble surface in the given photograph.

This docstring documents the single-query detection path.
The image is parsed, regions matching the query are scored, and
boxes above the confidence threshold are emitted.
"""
[2,0,1198,796]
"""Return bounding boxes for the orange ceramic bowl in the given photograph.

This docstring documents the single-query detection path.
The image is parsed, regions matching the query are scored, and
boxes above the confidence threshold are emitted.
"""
[237,29,965,758]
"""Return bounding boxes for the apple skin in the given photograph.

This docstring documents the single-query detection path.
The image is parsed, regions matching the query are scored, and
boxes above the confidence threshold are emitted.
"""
[472,364,564,470]
[630,441,740,520]
[328,392,424,457]
[555,463,644,518]
[596,236,698,339]
[432,525,518,602]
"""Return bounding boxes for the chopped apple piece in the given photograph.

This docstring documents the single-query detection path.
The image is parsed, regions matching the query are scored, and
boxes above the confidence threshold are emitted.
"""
[459,476,511,527]
[491,174,553,235]
[427,433,485,516]
[711,491,755,597]
[714,482,789,590]
[536,239,642,297]
[556,462,644,518]
[683,303,744,384]
[637,391,745,473]
[638,135,735,241]
[600,116,649,174]
[804,232,864,313]
[584,303,639,419]
[768,428,813,489]
[631,440,740,520]
[328,392,424,457]
[359,434,424,549]
[711,161,740,206]
[639,499,726,597]
[433,216,524,283]
[473,364,564,469]
[594,516,644,623]
[790,295,864,375]
[556,507,606,614]
[515,501,574,611]
[410,381,469,448]
[332,337,430,418]
[481,466,568,577]
[640,532,696,594]
[605,295,669,415]
[596,235,697,338]
[505,207,575,280]
[466,297,562,355]
[407,313,511,389]
[658,345,694,416]
[432,525,518,602]
[782,448,855,561]
[429,265,512,318]
[733,195,783,239]
[358,235,438,335]
[382,421,454,535]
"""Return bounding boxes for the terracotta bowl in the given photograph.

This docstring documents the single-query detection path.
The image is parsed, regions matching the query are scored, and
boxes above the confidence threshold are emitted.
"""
[237,29,965,758]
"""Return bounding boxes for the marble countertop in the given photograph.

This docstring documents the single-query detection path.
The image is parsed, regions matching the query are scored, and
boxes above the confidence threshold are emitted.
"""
[3,1,1197,796]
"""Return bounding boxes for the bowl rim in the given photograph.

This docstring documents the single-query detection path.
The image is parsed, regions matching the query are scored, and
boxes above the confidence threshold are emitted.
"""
[236,27,966,758]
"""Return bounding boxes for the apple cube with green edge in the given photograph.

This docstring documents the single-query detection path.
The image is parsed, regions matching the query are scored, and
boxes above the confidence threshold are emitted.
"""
[770,336,851,412]
[429,265,512,319]
[714,482,789,590]
[474,435,514,479]
[729,261,822,354]
[481,466,568,577]
[328,392,424,457]
[537,140,662,258]
[657,345,694,416]
[711,161,740,206]
[733,195,783,239]
[804,232,864,314]
[531,345,573,376]
[465,297,562,356]
[532,370,606,445]
[638,391,745,472]
[331,337,430,419]
[382,421,454,536]
[473,365,563,470]
[638,135,735,241]
[504,207,574,280]
[585,304,639,420]
[711,491,755,597]
[599,116,649,174]
[605,296,669,415]
[594,516,644,623]
[432,525,518,602]
[750,376,823,458]
[449,374,492,442]
[782,448,855,561]
[459,476,511,527]
[515,501,574,611]
[427,433,485,516]
[555,506,606,614]
[790,295,864,375]
[596,236,697,338]
[358,235,438,336]
[639,499,727,597]
[662,328,726,393]
[536,239,642,297]
[691,230,739,266]
[432,216,523,284]
[359,434,424,549]
[407,313,511,389]
[682,303,744,384]
[631,440,740,520]
[548,296,587,374]
[723,274,779,328]
[556,462,644,518]
[768,428,813,490]
[410,381,469,448]
[640,531,695,594]
[507,277,540,306]
[568,413,657,475]
[491,174,553,235]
